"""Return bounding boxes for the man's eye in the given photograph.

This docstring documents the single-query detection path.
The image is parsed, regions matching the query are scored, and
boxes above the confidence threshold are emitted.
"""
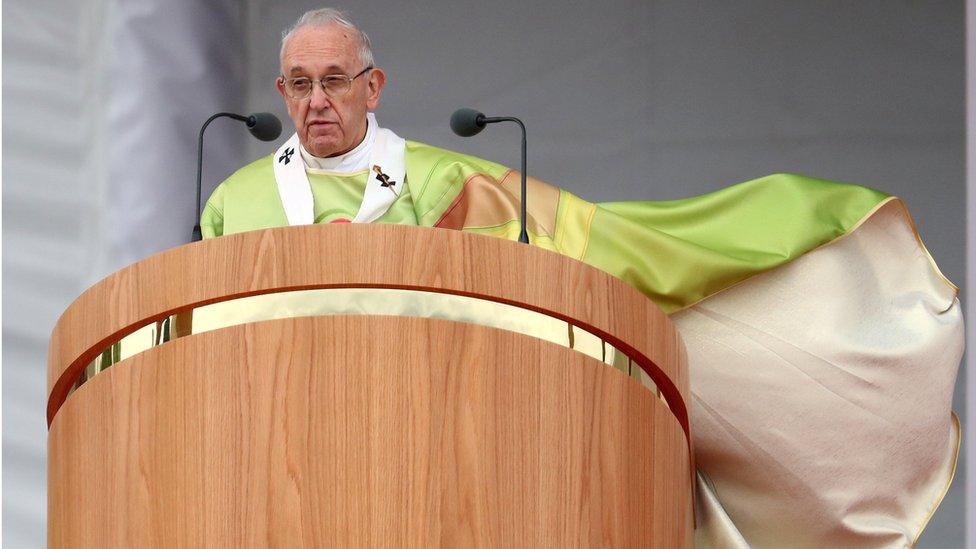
[291,79,311,89]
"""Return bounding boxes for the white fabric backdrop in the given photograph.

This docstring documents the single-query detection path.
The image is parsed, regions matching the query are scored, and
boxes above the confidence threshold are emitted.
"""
[2,1,967,546]
[3,1,246,546]
[4,2,113,544]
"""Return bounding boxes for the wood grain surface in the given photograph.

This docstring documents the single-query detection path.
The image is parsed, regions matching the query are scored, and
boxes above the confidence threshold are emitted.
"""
[49,316,692,548]
[47,225,689,446]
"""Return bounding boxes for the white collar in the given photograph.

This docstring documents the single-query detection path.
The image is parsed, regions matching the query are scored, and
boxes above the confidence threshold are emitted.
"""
[272,113,407,225]
[299,112,377,172]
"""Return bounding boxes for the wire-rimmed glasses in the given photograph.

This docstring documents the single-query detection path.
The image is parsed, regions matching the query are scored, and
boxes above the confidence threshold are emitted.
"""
[280,66,373,100]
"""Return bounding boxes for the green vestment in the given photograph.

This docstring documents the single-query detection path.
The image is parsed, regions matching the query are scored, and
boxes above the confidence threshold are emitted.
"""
[203,140,889,313]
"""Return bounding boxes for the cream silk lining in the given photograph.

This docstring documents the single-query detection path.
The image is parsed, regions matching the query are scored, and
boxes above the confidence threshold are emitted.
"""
[679,199,963,548]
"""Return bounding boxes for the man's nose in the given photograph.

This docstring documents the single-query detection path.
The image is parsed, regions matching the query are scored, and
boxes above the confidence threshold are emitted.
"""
[309,83,331,111]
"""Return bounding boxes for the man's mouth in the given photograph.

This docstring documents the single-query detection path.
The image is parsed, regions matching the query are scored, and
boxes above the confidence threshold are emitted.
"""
[307,120,338,135]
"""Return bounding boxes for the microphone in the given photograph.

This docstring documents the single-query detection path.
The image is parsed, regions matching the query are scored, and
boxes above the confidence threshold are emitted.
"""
[450,108,529,244]
[192,112,283,242]
[450,108,487,137]
[246,112,283,141]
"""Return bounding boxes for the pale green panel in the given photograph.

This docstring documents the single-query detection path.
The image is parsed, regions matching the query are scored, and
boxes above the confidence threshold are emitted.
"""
[586,174,889,312]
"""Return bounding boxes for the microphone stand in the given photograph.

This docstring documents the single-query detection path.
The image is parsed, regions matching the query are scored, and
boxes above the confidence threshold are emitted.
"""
[192,112,250,242]
[482,116,528,244]
[192,111,281,241]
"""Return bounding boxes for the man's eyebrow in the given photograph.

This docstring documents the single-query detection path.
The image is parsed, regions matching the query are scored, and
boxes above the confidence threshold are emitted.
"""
[288,64,347,75]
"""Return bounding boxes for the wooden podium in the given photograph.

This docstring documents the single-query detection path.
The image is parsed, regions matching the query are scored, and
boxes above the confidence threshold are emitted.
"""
[47,225,693,547]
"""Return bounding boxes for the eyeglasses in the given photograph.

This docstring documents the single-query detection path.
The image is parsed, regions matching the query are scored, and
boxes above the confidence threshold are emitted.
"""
[280,66,373,100]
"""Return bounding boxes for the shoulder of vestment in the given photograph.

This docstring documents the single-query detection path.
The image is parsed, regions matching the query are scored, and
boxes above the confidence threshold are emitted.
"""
[218,154,276,190]
[404,140,512,223]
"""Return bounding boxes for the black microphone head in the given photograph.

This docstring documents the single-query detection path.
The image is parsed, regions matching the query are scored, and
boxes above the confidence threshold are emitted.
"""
[246,112,282,141]
[450,108,486,137]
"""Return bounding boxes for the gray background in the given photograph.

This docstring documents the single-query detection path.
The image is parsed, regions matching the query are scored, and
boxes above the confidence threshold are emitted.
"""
[3,0,967,546]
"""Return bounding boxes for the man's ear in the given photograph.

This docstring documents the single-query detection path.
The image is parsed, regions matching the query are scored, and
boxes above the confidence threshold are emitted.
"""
[366,68,386,111]
[275,76,288,100]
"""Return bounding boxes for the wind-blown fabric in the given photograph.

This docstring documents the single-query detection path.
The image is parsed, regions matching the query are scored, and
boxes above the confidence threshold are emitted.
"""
[680,198,962,547]
[202,142,963,547]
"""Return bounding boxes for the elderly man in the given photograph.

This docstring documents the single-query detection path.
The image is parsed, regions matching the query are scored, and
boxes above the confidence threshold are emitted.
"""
[201,8,962,548]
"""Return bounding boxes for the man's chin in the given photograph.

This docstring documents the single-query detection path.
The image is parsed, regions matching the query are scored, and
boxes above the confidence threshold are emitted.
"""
[303,138,343,158]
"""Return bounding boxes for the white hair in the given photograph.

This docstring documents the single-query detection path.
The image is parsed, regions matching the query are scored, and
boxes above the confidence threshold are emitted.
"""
[280,8,375,69]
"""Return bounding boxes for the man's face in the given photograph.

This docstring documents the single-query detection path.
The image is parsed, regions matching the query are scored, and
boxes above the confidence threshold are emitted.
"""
[276,24,385,157]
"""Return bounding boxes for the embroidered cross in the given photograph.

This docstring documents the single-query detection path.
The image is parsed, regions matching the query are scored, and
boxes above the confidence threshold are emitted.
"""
[278,147,295,165]
[373,165,396,188]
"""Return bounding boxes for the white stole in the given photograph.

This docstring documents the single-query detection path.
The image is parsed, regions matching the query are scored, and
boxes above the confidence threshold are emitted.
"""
[271,113,406,225]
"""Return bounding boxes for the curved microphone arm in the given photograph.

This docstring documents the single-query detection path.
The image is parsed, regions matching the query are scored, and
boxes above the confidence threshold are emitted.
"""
[449,108,529,244]
[479,116,529,244]
[193,113,250,242]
